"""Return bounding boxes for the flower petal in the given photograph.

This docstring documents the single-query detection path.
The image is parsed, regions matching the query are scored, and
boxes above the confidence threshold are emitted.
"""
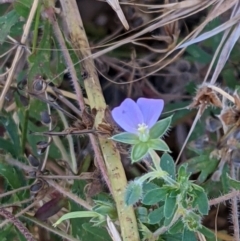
[137,98,164,128]
[112,98,144,133]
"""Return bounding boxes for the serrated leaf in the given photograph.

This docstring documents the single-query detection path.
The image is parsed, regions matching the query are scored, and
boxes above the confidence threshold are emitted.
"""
[148,206,164,224]
[125,181,143,205]
[160,153,176,180]
[182,228,197,241]
[185,155,218,183]
[142,188,168,205]
[147,139,170,152]
[0,10,19,43]
[131,142,148,163]
[164,195,177,219]
[149,116,172,139]
[111,132,139,145]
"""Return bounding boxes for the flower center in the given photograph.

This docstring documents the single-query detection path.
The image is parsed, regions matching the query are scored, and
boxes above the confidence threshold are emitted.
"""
[137,123,149,142]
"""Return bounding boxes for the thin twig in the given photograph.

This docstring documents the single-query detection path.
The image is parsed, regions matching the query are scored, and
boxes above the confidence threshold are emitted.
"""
[44,5,85,111]
[0,208,36,241]
[47,180,92,210]
[0,0,39,110]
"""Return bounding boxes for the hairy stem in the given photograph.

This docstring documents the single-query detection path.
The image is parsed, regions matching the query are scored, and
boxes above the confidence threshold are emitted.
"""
[59,1,140,240]
[0,208,35,241]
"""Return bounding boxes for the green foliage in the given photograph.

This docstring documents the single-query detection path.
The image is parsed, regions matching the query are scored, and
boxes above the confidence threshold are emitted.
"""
[111,132,139,144]
[0,10,19,43]
[131,142,149,162]
[149,116,172,139]
[125,180,143,205]
[160,153,176,180]
[0,2,239,241]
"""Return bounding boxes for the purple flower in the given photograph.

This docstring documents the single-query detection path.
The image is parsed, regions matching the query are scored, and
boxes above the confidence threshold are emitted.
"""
[112,98,164,137]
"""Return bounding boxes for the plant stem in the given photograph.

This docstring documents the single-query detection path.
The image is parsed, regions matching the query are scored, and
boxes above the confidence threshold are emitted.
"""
[0,208,36,241]
[59,1,140,240]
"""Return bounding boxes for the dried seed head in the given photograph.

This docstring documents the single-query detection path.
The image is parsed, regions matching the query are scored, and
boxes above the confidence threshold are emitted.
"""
[218,125,240,150]
[189,86,222,112]
[220,108,240,126]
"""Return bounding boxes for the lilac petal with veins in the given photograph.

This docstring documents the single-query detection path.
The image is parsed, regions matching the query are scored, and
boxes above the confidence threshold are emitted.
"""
[112,98,143,134]
[137,98,164,128]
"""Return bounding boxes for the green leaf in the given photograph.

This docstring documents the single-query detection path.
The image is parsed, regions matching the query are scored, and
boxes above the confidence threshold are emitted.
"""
[93,203,116,219]
[198,226,215,239]
[142,187,168,205]
[28,20,52,85]
[169,220,184,234]
[0,225,16,241]
[182,228,197,241]
[0,113,21,153]
[0,163,26,199]
[82,223,112,241]
[13,0,32,18]
[164,195,177,219]
[185,155,218,184]
[0,138,18,157]
[148,206,164,224]
[147,139,170,152]
[227,174,240,190]
[160,153,176,180]
[185,44,212,64]
[177,164,188,179]
[149,116,172,139]
[131,142,149,163]
[136,207,148,223]
[70,180,106,241]
[164,211,175,227]
[142,182,160,193]
[220,163,230,194]
[192,189,209,215]
[111,132,139,145]
[0,10,19,43]
[125,181,143,206]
